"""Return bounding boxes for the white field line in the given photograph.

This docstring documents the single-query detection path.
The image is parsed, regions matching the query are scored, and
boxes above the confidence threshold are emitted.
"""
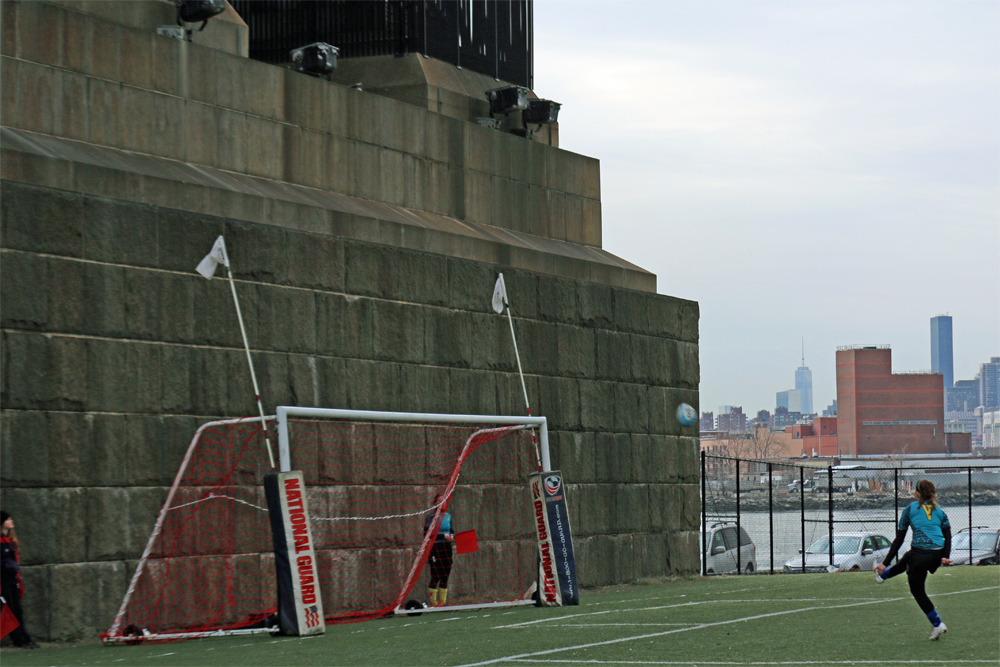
[503,661,998,665]
[455,586,998,667]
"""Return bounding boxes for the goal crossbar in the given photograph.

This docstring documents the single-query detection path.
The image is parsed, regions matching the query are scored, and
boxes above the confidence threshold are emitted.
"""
[275,407,550,473]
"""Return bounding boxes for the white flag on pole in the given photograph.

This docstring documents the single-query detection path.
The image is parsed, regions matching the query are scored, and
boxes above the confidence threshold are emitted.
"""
[196,236,230,278]
[492,273,508,314]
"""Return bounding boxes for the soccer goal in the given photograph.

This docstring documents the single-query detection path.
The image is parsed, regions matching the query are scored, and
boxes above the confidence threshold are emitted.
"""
[102,408,551,644]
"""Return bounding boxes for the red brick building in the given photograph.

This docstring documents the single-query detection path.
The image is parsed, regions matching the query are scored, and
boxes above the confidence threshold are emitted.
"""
[787,416,839,457]
[836,346,946,457]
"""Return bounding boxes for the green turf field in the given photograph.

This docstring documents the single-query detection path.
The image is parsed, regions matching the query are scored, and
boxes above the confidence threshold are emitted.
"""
[2,567,997,666]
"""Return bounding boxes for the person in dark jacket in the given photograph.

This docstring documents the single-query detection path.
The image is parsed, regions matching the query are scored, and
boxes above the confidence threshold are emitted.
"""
[1,511,38,649]
[425,507,455,607]
[874,480,952,640]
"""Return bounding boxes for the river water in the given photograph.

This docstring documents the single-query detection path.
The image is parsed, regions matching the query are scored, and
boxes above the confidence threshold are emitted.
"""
[707,504,1000,572]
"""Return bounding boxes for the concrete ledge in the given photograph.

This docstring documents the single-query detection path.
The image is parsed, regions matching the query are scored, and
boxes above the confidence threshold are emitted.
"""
[1,129,659,292]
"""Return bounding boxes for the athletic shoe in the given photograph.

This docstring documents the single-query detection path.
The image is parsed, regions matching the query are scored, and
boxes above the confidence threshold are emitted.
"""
[873,562,884,584]
[929,623,947,640]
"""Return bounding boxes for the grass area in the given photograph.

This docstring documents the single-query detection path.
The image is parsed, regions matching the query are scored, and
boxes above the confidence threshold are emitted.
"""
[2,566,997,666]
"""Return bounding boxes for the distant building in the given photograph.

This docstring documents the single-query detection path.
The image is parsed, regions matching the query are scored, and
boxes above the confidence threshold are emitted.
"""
[795,364,813,415]
[836,345,946,457]
[787,416,839,457]
[776,389,802,413]
[948,378,981,412]
[700,411,715,432]
[822,400,837,417]
[717,406,748,434]
[980,357,1000,411]
[930,315,954,390]
[772,406,802,429]
[982,410,1000,449]
[756,409,771,428]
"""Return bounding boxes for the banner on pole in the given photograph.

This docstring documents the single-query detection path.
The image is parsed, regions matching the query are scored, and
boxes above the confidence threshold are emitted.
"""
[492,273,508,314]
[196,236,230,278]
[264,471,325,636]
[529,471,579,606]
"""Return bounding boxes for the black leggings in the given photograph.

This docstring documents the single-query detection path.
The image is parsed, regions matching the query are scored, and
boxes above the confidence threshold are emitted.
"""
[888,548,943,614]
[429,541,453,589]
[1,576,32,646]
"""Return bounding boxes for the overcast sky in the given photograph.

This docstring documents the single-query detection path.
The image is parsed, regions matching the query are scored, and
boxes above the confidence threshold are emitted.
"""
[533,0,1000,417]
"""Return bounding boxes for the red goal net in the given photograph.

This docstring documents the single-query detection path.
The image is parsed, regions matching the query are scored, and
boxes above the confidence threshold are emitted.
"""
[103,410,543,643]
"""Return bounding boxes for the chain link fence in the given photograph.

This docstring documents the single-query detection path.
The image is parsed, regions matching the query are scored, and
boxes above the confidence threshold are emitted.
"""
[700,453,1000,575]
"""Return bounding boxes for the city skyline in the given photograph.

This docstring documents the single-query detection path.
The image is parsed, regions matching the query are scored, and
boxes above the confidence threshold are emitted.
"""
[534,1,999,414]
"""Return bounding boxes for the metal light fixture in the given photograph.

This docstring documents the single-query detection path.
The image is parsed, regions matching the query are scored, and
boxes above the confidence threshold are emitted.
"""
[176,0,226,31]
[522,99,561,126]
[485,85,529,117]
[290,43,340,78]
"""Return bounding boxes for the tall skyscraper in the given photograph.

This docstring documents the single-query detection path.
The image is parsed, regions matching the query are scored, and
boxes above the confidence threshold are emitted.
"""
[795,341,813,414]
[930,315,954,389]
[980,357,1000,411]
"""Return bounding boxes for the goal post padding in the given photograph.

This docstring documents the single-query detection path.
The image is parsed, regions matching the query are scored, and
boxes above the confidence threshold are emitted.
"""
[263,471,324,636]
[103,409,557,643]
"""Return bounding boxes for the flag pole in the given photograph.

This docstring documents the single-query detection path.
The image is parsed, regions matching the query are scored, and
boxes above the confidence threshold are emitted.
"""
[224,261,276,470]
[199,237,276,470]
[493,273,541,470]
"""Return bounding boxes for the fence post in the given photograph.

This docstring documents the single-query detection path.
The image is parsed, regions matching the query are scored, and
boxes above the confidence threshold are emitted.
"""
[735,458,742,573]
[968,466,973,564]
[800,467,806,573]
[768,462,774,574]
[828,466,834,568]
[701,451,707,576]
[894,467,899,528]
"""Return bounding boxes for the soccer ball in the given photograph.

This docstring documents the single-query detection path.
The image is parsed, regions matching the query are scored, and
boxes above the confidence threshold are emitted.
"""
[676,403,697,427]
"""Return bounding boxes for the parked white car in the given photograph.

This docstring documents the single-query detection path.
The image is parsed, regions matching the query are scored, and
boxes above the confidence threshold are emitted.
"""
[783,532,891,573]
[701,522,757,574]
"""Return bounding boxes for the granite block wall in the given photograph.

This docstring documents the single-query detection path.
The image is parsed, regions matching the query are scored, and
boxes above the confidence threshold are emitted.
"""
[0,0,699,641]
[1,182,699,640]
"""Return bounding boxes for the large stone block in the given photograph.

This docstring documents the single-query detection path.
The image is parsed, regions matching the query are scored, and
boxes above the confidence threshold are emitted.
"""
[1,183,86,257]
[4,333,87,411]
[287,231,345,292]
[579,379,615,432]
[551,430,595,484]
[447,258,498,313]
[519,319,557,377]
[667,530,699,575]
[85,412,127,487]
[315,292,374,359]
[613,382,648,434]
[594,330,630,382]
[17,563,50,641]
[0,250,49,330]
[48,561,129,641]
[82,195,158,267]
[556,324,595,378]
[425,308,473,368]
[535,375,580,432]
[578,281,614,329]
[398,363,451,415]
[371,300,425,364]
[255,284,317,353]
[595,432,632,484]
[86,339,160,413]
[2,486,87,565]
[447,368,498,416]
[0,409,49,486]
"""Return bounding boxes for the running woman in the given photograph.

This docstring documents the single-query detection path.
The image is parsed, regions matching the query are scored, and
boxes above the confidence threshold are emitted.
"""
[874,479,952,640]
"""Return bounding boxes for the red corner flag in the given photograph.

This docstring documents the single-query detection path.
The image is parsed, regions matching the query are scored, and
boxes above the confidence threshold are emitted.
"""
[455,530,478,554]
[0,596,20,639]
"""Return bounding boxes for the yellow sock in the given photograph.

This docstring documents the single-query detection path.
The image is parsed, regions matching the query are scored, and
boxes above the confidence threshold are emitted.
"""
[437,588,448,606]
[428,588,438,606]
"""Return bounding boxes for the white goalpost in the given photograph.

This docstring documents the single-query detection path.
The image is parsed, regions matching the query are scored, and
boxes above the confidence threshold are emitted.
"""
[103,408,557,644]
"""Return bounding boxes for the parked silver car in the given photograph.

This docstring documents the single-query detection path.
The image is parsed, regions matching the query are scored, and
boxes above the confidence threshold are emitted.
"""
[701,522,757,574]
[783,532,891,573]
[948,527,1000,566]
